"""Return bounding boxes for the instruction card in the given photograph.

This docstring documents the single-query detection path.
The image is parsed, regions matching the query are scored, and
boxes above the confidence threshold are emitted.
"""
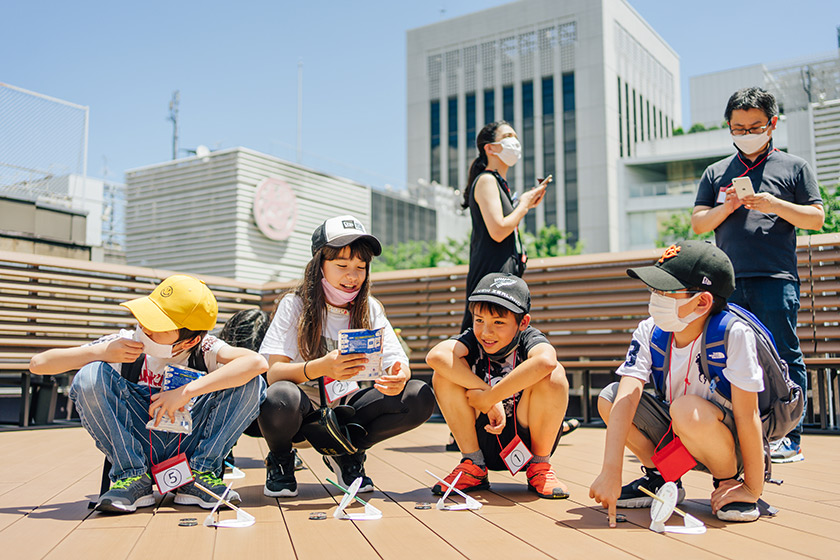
[162,364,204,391]
[338,327,384,381]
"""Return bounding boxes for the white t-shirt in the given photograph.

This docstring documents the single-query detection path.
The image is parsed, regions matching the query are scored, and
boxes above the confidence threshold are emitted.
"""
[260,293,409,377]
[617,317,764,408]
[88,329,225,388]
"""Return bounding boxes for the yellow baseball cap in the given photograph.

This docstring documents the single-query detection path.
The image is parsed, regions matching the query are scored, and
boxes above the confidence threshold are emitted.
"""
[121,275,218,332]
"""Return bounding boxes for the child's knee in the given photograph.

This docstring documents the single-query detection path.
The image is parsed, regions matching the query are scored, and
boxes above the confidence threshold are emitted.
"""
[535,365,568,395]
[597,396,613,423]
[70,361,111,397]
[670,395,719,432]
[431,370,459,394]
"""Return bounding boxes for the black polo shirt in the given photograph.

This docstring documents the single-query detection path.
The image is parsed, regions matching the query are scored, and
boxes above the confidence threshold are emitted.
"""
[694,141,821,281]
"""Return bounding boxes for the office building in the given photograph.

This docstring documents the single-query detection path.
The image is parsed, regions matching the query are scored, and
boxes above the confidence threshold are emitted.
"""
[407,0,680,252]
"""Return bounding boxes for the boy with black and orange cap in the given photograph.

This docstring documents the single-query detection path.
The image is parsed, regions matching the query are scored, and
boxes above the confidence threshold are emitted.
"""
[30,275,267,514]
[589,241,768,526]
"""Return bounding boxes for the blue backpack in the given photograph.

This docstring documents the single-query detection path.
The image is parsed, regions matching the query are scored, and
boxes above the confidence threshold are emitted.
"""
[649,303,803,441]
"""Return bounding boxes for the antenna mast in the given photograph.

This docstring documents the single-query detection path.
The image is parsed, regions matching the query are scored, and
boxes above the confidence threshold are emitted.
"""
[168,90,180,160]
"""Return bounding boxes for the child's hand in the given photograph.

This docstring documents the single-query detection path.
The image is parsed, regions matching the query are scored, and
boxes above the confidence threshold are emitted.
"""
[149,387,190,426]
[374,362,409,396]
[321,349,368,380]
[710,478,758,514]
[484,402,506,434]
[465,388,494,413]
[589,470,622,528]
[103,338,144,363]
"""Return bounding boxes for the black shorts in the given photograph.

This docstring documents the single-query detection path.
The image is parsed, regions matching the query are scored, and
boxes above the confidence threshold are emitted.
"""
[475,413,562,472]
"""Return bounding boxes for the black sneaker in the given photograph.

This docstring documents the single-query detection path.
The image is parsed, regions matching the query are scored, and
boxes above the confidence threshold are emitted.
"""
[324,451,374,493]
[616,466,685,508]
[96,473,155,513]
[175,470,241,509]
[265,451,298,497]
[716,501,760,522]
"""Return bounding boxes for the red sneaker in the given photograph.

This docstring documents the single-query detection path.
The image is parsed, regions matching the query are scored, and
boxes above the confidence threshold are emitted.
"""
[526,462,569,499]
[432,458,489,495]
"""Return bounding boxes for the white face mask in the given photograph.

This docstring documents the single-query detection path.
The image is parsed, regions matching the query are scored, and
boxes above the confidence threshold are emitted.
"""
[648,292,706,333]
[135,327,176,359]
[492,137,521,167]
[732,129,770,155]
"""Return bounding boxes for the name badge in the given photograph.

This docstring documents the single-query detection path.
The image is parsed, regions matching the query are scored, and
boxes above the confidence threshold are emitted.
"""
[151,452,194,494]
[324,378,360,403]
[716,187,727,204]
[499,435,533,475]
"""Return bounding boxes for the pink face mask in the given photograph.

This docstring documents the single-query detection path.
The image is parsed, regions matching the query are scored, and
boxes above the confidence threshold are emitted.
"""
[321,278,360,306]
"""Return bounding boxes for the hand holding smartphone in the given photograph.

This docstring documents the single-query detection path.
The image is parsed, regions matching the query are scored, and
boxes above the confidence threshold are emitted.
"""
[732,176,754,199]
[533,174,552,204]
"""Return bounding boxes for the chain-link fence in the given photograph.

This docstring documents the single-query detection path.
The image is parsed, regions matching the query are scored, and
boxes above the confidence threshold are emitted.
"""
[0,82,88,203]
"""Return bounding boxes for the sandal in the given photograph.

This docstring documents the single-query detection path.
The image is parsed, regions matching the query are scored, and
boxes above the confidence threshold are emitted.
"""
[562,418,580,436]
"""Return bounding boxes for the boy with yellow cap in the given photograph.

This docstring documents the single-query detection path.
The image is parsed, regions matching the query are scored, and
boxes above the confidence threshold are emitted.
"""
[30,275,267,513]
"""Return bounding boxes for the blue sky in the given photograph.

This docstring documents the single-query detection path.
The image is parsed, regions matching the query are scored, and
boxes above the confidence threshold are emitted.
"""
[2,1,838,189]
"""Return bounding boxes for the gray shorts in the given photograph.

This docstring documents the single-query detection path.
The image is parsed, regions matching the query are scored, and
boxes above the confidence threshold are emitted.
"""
[599,381,742,474]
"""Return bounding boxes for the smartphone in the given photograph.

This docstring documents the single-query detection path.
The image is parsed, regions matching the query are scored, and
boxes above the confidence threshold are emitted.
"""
[732,176,754,199]
[533,175,552,204]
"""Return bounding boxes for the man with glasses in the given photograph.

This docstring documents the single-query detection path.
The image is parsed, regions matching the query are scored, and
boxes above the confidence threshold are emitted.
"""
[691,87,823,463]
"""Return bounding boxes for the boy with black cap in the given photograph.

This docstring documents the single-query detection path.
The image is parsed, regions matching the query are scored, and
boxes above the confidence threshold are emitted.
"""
[426,273,570,499]
[589,241,767,526]
[30,275,268,513]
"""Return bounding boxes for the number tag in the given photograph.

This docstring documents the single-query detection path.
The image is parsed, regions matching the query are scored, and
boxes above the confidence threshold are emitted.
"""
[324,378,360,403]
[499,435,533,475]
[151,453,194,494]
[716,187,727,204]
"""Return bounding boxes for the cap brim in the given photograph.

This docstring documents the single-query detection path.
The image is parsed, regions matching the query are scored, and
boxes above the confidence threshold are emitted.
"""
[120,297,180,332]
[626,265,691,292]
[468,293,527,314]
[326,233,382,256]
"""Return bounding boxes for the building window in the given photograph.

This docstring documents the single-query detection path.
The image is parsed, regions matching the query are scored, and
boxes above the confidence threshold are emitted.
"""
[522,81,535,233]
[646,99,651,141]
[466,92,476,176]
[543,76,556,227]
[448,96,458,188]
[484,88,495,124]
[632,88,638,145]
[625,83,631,157]
[618,77,623,157]
[562,72,578,243]
[503,85,514,123]
[431,100,440,183]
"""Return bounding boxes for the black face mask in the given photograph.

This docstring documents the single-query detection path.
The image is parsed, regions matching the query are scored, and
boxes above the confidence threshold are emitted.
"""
[485,329,523,363]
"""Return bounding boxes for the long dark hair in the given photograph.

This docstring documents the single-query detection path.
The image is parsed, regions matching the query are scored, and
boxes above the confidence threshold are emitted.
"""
[293,239,376,361]
[462,120,509,209]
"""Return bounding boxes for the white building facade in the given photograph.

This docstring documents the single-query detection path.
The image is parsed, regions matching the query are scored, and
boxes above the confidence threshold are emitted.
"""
[406,0,680,253]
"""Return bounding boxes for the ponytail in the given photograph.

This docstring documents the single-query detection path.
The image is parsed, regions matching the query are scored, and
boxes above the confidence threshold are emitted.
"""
[462,120,509,209]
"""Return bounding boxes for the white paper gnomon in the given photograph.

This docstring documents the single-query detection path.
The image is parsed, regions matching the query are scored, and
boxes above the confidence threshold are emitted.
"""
[426,470,482,511]
[194,482,255,528]
[333,477,382,520]
[223,461,246,480]
[648,482,705,534]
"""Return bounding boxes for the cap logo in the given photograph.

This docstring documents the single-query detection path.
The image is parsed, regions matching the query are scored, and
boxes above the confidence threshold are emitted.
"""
[160,286,173,297]
[658,244,681,263]
[490,277,517,289]
[342,220,361,230]
[702,277,712,286]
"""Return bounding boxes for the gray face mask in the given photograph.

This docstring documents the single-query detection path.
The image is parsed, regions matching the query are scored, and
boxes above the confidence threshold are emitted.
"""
[485,328,523,362]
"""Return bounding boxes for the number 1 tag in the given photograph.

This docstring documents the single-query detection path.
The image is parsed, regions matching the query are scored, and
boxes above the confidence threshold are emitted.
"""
[324,378,360,403]
[151,453,193,494]
[499,435,533,475]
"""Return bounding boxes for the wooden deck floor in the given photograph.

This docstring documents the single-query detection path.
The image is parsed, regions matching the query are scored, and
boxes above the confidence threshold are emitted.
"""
[0,422,838,560]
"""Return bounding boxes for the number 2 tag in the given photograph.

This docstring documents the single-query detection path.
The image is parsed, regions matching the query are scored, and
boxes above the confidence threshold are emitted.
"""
[151,453,193,494]
[324,378,360,403]
[499,435,533,475]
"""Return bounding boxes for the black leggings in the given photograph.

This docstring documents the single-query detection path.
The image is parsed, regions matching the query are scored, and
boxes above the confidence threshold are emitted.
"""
[257,379,435,454]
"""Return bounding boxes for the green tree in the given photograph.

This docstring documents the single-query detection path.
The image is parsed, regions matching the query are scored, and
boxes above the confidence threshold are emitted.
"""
[372,236,469,272]
[521,225,583,257]
[672,126,684,136]
[812,183,840,234]
[656,210,712,247]
[688,123,707,133]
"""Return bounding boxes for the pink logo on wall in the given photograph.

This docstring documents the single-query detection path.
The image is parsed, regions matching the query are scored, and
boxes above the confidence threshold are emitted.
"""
[253,177,297,241]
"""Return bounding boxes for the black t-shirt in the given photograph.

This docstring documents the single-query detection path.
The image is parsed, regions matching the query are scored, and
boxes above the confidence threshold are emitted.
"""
[466,171,522,297]
[454,325,550,418]
[694,142,822,281]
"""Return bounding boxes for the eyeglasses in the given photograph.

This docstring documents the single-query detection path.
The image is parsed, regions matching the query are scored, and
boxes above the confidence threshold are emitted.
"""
[649,288,702,297]
[729,119,772,136]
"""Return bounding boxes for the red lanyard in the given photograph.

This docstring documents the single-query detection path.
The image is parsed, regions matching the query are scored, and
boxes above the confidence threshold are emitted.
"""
[144,356,181,464]
[722,147,778,190]
[491,351,520,448]
[667,337,698,403]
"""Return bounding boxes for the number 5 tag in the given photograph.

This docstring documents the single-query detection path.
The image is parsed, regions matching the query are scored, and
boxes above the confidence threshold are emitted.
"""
[499,435,533,475]
[151,453,193,494]
[324,378,360,403]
